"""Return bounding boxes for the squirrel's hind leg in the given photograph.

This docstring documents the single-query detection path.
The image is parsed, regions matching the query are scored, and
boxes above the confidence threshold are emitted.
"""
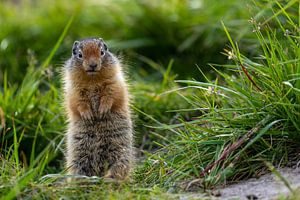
[104,158,131,180]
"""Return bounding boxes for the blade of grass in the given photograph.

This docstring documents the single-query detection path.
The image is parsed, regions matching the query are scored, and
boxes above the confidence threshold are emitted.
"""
[162,59,174,89]
[40,13,75,69]
[265,162,294,194]
[12,119,19,168]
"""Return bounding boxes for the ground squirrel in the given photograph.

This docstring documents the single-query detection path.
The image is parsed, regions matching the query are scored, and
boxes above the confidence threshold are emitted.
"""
[63,37,133,180]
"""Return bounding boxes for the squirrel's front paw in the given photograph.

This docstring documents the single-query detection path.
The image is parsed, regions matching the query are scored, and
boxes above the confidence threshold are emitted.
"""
[80,110,93,121]
[98,105,110,116]
[98,98,113,116]
[78,105,93,121]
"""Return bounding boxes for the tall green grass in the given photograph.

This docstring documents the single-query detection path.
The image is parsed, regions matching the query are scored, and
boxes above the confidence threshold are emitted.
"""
[137,0,300,189]
[0,14,74,199]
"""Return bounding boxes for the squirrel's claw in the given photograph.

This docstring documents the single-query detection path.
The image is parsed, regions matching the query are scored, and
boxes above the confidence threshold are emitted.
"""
[80,110,94,122]
[98,106,110,116]
[98,99,112,117]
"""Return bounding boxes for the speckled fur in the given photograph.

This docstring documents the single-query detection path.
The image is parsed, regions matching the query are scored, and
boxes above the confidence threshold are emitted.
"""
[63,38,133,180]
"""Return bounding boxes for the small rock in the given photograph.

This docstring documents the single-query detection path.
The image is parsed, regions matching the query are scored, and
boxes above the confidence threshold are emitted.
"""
[246,194,258,200]
[211,190,221,197]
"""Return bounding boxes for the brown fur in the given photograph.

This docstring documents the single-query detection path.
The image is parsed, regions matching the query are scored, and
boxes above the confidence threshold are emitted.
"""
[63,38,133,180]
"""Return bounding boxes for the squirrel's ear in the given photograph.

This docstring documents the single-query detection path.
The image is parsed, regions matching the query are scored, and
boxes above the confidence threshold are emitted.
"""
[103,42,108,51]
[98,38,108,51]
[72,41,79,55]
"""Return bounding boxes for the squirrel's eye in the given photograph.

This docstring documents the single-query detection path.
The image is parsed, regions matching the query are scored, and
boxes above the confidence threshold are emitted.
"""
[78,52,83,58]
[101,49,105,56]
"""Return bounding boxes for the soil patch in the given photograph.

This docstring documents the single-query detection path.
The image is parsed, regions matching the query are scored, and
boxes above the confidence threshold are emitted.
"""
[214,167,300,200]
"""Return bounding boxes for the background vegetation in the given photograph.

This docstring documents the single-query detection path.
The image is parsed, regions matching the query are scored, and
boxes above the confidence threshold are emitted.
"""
[0,0,299,199]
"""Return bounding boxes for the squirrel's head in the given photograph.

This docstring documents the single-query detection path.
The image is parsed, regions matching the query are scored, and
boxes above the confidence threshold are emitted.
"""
[71,38,116,74]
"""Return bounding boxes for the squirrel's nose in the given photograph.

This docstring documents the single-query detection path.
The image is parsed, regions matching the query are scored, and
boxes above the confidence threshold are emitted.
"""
[89,63,98,70]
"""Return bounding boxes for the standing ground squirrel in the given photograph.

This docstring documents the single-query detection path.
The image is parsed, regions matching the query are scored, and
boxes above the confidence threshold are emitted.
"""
[63,37,133,180]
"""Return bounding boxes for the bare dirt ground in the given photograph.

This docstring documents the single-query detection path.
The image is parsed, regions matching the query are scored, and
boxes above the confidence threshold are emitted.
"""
[214,167,300,200]
[178,166,300,200]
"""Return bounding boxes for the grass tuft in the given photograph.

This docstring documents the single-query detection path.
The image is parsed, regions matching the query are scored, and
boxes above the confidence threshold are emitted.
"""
[137,0,300,189]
